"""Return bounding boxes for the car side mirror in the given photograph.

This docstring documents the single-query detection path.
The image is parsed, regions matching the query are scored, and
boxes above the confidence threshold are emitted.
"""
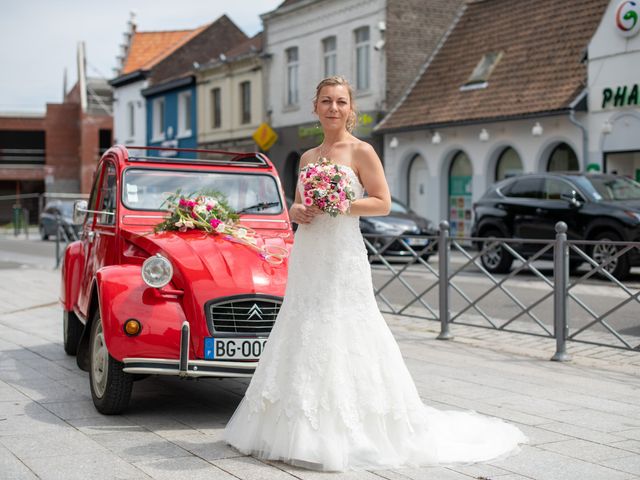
[73,200,88,225]
[560,191,582,208]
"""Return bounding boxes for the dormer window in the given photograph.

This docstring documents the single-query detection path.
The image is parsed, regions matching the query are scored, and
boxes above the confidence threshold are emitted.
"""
[461,51,503,91]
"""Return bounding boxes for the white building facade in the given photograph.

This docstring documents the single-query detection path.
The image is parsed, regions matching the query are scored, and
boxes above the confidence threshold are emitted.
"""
[111,78,148,146]
[261,0,387,195]
[586,0,640,179]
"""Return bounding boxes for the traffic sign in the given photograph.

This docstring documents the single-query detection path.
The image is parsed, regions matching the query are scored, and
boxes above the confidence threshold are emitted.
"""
[252,123,278,151]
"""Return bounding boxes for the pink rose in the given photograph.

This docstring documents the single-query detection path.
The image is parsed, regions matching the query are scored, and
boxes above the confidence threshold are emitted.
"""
[210,218,221,228]
[303,196,313,206]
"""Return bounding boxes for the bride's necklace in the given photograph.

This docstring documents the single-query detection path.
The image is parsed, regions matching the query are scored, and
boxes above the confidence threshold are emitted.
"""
[318,142,334,161]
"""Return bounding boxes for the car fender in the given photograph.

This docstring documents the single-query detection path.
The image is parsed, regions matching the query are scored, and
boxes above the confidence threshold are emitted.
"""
[96,265,187,362]
[584,219,628,242]
[61,240,84,313]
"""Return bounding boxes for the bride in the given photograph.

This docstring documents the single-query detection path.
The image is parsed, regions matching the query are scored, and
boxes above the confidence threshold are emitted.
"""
[224,76,527,471]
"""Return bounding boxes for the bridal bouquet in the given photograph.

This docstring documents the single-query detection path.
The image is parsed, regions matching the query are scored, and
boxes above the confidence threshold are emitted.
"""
[299,157,356,217]
[155,191,287,265]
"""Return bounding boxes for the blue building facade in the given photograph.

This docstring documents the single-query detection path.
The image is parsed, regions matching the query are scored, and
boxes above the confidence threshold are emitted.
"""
[143,77,197,158]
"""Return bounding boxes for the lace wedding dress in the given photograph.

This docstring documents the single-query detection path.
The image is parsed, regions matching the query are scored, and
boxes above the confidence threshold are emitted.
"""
[224,165,527,471]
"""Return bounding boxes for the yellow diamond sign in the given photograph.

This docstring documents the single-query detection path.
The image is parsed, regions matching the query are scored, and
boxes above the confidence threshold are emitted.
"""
[252,123,278,151]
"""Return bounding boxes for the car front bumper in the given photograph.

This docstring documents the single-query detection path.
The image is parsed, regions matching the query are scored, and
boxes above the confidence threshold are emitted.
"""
[122,321,257,378]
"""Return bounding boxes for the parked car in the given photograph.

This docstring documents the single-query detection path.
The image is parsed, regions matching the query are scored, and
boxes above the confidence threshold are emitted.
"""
[39,200,80,240]
[61,145,292,414]
[471,172,640,279]
[285,195,437,259]
[361,197,437,260]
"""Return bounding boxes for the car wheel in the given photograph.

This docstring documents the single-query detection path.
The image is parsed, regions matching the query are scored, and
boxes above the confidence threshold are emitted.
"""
[89,310,133,414]
[591,232,630,280]
[39,224,48,241]
[479,230,513,274]
[63,310,82,355]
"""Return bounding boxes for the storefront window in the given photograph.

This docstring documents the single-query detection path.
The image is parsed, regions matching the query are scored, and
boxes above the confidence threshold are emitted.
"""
[449,151,473,239]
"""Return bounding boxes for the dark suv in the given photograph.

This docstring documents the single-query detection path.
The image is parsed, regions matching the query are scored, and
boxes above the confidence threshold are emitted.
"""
[471,173,640,279]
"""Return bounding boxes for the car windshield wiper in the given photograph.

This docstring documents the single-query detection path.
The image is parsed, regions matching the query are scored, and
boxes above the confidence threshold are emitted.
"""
[237,201,281,214]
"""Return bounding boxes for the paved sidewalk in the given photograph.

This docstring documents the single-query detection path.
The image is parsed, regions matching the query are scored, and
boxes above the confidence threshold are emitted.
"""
[1,266,639,480]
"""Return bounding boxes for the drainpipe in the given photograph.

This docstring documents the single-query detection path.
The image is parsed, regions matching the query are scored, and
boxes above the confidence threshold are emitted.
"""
[568,89,588,171]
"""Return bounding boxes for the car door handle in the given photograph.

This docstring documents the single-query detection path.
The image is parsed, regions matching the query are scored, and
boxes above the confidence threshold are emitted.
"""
[535,208,547,214]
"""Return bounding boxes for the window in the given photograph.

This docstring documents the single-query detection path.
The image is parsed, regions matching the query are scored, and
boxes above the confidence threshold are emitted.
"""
[462,52,503,90]
[177,91,192,136]
[97,163,116,225]
[495,147,523,181]
[354,26,370,90]
[286,47,299,105]
[127,101,135,138]
[548,143,579,171]
[544,178,579,200]
[505,177,543,199]
[152,97,165,140]
[322,36,337,77]
[211,88,221,129]
[240,81,251,124]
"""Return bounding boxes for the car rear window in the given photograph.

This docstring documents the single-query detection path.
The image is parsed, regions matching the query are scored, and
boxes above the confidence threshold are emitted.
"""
[122,168,283,214]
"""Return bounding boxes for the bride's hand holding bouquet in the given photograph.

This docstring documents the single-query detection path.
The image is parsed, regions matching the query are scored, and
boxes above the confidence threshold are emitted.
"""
[291,157,356,224]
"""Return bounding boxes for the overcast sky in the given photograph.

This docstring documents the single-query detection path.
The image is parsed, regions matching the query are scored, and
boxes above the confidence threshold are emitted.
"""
[0,0,283,113]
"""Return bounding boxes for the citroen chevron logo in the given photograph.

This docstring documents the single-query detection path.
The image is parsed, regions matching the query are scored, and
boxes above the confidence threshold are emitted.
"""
[247,304,263,320]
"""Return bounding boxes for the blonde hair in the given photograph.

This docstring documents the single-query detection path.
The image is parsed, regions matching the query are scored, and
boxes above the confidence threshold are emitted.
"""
[313,75,358,133]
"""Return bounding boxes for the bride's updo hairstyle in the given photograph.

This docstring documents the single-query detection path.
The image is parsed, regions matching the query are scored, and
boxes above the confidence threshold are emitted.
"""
[313,75,358,133]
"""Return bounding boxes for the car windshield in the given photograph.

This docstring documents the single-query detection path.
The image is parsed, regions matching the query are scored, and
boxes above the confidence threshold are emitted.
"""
[576,176,640,201]
[122,168,283,214]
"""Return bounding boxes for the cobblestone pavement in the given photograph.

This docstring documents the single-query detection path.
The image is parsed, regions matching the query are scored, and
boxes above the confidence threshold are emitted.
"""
[1,266,639,480]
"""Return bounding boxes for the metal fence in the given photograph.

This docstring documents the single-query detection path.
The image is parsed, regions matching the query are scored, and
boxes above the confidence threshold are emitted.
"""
[364,221,640,360]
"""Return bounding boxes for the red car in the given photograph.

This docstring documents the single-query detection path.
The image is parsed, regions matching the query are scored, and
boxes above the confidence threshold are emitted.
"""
[61,146,292,414]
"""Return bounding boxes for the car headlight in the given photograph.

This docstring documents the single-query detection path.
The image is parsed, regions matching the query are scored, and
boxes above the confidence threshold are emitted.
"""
[624,210,640,223]
[142,254,173,288]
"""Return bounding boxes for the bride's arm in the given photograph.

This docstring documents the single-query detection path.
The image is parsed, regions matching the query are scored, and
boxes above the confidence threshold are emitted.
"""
[349,142,391,217]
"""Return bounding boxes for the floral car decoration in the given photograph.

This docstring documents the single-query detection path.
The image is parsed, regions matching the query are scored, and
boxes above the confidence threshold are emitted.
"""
[60,146,293,414]
[155,192,288,265]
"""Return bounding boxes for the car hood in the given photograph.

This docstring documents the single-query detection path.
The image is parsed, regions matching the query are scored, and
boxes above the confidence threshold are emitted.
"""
[121,228,291,300]
[601,199,640,211]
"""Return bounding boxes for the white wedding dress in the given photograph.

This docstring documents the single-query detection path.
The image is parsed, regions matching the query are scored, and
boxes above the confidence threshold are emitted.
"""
[224,165,527,471]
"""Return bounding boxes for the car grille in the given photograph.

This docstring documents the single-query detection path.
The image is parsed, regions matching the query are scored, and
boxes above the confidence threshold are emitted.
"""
[206,296,282,334]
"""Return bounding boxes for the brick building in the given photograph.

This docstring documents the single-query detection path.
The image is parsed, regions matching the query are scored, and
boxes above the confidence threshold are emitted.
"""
[0,45,113,223]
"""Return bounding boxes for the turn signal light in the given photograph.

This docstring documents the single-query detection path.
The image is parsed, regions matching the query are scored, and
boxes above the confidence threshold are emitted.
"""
[124,319,141,336]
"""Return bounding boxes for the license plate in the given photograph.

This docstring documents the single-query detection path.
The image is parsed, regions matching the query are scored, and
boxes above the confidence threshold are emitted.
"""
[204,337,267,360]
[404,237,429,246]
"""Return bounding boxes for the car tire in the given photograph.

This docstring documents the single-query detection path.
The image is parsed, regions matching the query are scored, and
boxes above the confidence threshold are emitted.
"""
[591,231,630,280]
[63,310,82,355]
[39,224,48,241]
[479,229,513,274]
[89,310,133,415]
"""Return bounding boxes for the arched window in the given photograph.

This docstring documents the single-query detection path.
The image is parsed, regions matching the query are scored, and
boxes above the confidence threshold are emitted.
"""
[548,143,579,171]
[407,154,428,218]
[495,147,523,180]
[448,151,473,238]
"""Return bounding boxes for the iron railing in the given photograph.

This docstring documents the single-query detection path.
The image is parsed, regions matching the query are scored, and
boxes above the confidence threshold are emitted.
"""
[364,221,640,360]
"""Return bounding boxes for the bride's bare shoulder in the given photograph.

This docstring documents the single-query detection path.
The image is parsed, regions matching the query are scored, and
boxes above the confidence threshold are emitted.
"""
[299,148,320,170]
